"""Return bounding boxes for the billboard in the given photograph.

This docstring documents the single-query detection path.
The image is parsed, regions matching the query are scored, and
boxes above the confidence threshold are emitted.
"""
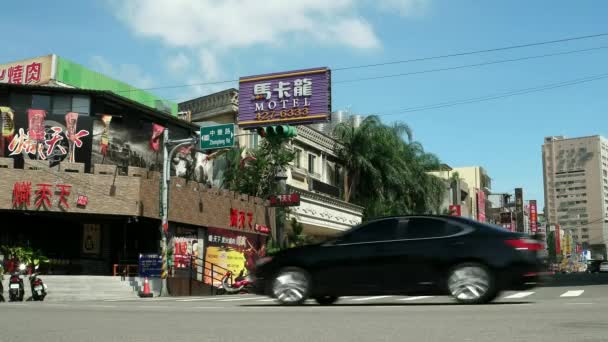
[515,188,524,232]
[0,55,53,85]
[203,227,267,286]
[238,67,331,129]
[529,200,538,233]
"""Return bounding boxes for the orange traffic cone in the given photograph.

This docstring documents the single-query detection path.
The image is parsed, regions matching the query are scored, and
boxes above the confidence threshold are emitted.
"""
[138,277,153,298]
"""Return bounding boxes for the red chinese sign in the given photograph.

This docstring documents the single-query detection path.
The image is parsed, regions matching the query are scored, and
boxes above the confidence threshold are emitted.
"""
[11,182,75,210]
[12,182,32,208]
[229,208,266,234]
[269,193,300,207]
[34,184,53,208]
[529,200,538,233]
[1,57,50,85]
[448,205,461,217]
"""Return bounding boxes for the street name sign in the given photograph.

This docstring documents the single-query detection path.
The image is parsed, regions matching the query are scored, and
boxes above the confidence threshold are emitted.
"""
[200,124,235,150]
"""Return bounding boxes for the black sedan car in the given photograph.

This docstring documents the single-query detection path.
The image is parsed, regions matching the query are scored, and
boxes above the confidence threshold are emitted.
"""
[253,215,546,305]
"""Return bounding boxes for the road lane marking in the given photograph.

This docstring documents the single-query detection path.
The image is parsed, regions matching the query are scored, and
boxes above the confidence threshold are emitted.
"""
[565,302,593,305]
[503,292,535,299]
[351,296,392,301]
[560,290,584,297]
[398,296,433,301]
[176,297,224,302]
[217,297,259,302]
[258,298,276,302]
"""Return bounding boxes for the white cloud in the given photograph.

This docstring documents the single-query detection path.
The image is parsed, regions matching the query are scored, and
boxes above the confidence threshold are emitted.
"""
[375,0,430,17]
[166,53,191,73]
[109,0,429,98]
[111,0,384,50]
[90,55,154,89]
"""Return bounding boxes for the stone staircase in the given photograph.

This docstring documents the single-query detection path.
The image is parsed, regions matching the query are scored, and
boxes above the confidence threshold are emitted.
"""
[1,276,144,302]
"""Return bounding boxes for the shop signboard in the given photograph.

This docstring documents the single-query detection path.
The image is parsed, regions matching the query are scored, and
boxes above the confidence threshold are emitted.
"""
[139,253,162,278]
[269,193,300,207]
[238,67,331,129]
[515,188,524,232]
[0,55,54,85]
[11,181,73,210]
[529,200,538,233]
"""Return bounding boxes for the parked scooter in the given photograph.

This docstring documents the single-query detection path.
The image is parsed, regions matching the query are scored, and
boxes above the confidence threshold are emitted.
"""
[221,270,254,294]
[8,263,26,302]
[29,267,47,301]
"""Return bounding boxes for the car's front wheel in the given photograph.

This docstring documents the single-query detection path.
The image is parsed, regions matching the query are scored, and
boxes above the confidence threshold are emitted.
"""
[271,267,310,306]
[447,262,497,304]
[314,296,339,305]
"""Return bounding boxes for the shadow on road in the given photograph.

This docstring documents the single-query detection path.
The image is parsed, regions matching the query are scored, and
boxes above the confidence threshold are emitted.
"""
[240,301,532,307]
[541,273,608,287]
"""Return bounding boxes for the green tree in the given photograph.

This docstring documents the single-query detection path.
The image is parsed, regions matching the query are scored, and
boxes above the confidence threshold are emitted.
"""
[221,140,294,199]
[286,217,312,247]
[333,115,445,219]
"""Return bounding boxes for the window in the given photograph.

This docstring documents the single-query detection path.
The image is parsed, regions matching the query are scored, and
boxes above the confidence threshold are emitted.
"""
[249,133,259,148]
[52,95,72,115]
[335,166,342,188]
[404,218,462,239]
[339,218,401,243]
[72,96,90,115]
[308,154,317,174]
[294,148,302,168]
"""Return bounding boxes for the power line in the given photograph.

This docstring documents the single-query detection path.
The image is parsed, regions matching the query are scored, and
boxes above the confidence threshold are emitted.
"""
[367,73,608,118]
[334,46,608,84]
[113,32,608,94]
[333,32,608,71]
[131,45,608,104]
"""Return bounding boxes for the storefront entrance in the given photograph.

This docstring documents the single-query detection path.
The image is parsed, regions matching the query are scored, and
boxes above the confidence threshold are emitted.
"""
[0,211,159,275]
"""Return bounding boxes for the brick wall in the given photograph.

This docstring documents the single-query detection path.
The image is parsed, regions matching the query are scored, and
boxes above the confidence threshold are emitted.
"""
[0,164,141,216]
[0,159,274,234]
[140,175,275,234]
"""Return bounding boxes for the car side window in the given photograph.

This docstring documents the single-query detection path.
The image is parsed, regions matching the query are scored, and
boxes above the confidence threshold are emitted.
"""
[404,218,462,239]
[339,218,400,243]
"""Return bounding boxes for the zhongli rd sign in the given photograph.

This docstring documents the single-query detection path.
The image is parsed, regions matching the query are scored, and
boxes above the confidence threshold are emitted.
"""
[238,67,331,129]
[200,124,235,151]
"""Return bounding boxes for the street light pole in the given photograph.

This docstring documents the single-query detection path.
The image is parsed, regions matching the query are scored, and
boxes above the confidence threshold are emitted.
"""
[159,128,197,297]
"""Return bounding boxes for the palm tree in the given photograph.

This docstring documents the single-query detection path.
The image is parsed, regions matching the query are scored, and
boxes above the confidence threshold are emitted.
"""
[333,115,445,219]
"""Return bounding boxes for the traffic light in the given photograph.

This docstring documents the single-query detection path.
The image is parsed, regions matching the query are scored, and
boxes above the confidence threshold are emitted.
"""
[256,125,297,140]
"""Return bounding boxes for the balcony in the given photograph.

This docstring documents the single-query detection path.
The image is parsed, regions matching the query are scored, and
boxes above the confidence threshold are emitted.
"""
[309,178,341,198]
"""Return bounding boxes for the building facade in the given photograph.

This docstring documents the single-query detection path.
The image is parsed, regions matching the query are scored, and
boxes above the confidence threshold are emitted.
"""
[179,90,364,240]
[428,165,473,218]
[542,135,608,259]
[0,84,274,280]
[0,55,177,114]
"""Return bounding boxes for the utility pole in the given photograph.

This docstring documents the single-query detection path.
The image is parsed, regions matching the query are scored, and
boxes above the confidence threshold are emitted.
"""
[159,128,197,297]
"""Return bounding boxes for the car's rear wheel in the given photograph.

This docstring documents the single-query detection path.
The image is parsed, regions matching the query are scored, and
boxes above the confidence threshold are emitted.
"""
[447,262,497,304]
[271,267,310,306]
[314,296,339,305]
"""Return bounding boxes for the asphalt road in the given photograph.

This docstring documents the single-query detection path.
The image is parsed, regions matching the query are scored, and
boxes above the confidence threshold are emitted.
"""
[1,284,607,342]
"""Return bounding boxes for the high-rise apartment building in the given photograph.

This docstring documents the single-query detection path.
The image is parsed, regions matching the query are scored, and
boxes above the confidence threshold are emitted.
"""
[542,135,608,259]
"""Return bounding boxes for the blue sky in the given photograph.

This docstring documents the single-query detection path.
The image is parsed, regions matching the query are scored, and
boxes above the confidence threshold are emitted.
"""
[3,0,608,209]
